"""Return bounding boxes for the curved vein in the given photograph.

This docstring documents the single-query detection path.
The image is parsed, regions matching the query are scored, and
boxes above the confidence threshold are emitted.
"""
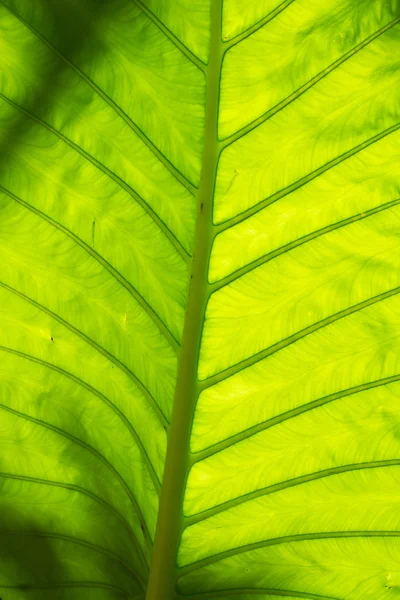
[200,286,400,389]
[185,460,400,526]
[1,1,197,196]
[193,373,400,463]
[0,471,148,572]
[133,0,206,72]
[0,91,191,263]
[1,530,143,585]
[211,197,400,291]
[1,183,179,365]
[0,278,163,486]
[222,0,296,48]
[0,344,162,498]
[0,401,152,548]
[180,531,400,576]
[221,17,400,146]
[217,122,400,231]
[181,589,340,600]
[0,257,167,429]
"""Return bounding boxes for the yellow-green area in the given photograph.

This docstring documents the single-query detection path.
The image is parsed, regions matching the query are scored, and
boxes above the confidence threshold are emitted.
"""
[0,0,399,599]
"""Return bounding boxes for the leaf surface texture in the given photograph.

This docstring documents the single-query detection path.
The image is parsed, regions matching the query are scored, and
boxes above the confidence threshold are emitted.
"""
[0,0,399,599]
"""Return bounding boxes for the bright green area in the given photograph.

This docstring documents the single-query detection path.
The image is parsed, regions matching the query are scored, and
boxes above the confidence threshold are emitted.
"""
[0,1,399,599]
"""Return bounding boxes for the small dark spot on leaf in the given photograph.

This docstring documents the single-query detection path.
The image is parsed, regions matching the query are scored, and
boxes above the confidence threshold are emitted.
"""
[50,337,54,342]
[140,523,145,534]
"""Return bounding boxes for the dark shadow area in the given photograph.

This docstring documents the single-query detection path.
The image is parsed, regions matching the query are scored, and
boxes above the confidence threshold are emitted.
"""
[0,0,125,173]
[0,504,143,598]
[0,2,145,596]
[0,508,70,590]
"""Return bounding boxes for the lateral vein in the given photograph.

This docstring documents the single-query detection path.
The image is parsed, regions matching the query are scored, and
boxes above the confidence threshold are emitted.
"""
[0,401,152,549]
[221,17,400,146]
[0,184,180,358]
[180,588,340,600]
[217,123,400,232]
[1,530,143,584]
[193,373,400,463]
[222,0,296,50]
[0,278,165,483]
[133,0,206,72]
[0,471,148,572]
[0,92,190,264]
[179,531,400,576]
[0,2,197,197]
[185,460,400,526]
[211,197,400,291]
[0,344,162,492]
[200,286,400,390]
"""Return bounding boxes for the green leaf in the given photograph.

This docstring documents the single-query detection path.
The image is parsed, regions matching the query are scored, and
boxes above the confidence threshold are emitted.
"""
[0,1,399,599]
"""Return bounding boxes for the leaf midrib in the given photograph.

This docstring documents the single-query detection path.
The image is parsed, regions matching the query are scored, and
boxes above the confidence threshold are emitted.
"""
[144,2,222,597]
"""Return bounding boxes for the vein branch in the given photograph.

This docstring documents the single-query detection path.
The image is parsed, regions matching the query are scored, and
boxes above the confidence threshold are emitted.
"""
[179,531,400,576]
[1,530,143,584]
[180,589,340,600]
[222,0,296,50]
[133,0,206,72]
[0,184,180,358]
[192,374,400,463]
[211,197,400,291]
[185,459,400,527]
[0,470,149,573]
[200,286,400,390]
[0,344,161,495]
[0,92,190,264]
[0,280,162,489]
[1,1,197,196]
[0,401,152,550]
[217,122,400,232]
[221,17,400,147]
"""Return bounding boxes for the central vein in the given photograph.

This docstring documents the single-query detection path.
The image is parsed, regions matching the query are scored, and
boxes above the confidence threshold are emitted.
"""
[144,2,223,599]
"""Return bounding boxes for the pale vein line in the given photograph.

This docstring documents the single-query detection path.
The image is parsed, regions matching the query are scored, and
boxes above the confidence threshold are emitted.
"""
[0,187,179,412]
[133,0,206,72]
[211,197,400,291]
[0,344,160,505]
[185,459,400,526]
[0,401,151,547]
[222,0,296,48]
[180,531,400,576]
[217,122,400,233]
[0,91,191,264]
[1,1,197,196]
[182,588,340,600]
[221,17,400,147]
[1,530,142,584]
[0,279,163,486]
[193,373,400,463]
[0,471,149,572]
[0,183,180,358]
[199,286,400,390]
[0,274,167,437]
